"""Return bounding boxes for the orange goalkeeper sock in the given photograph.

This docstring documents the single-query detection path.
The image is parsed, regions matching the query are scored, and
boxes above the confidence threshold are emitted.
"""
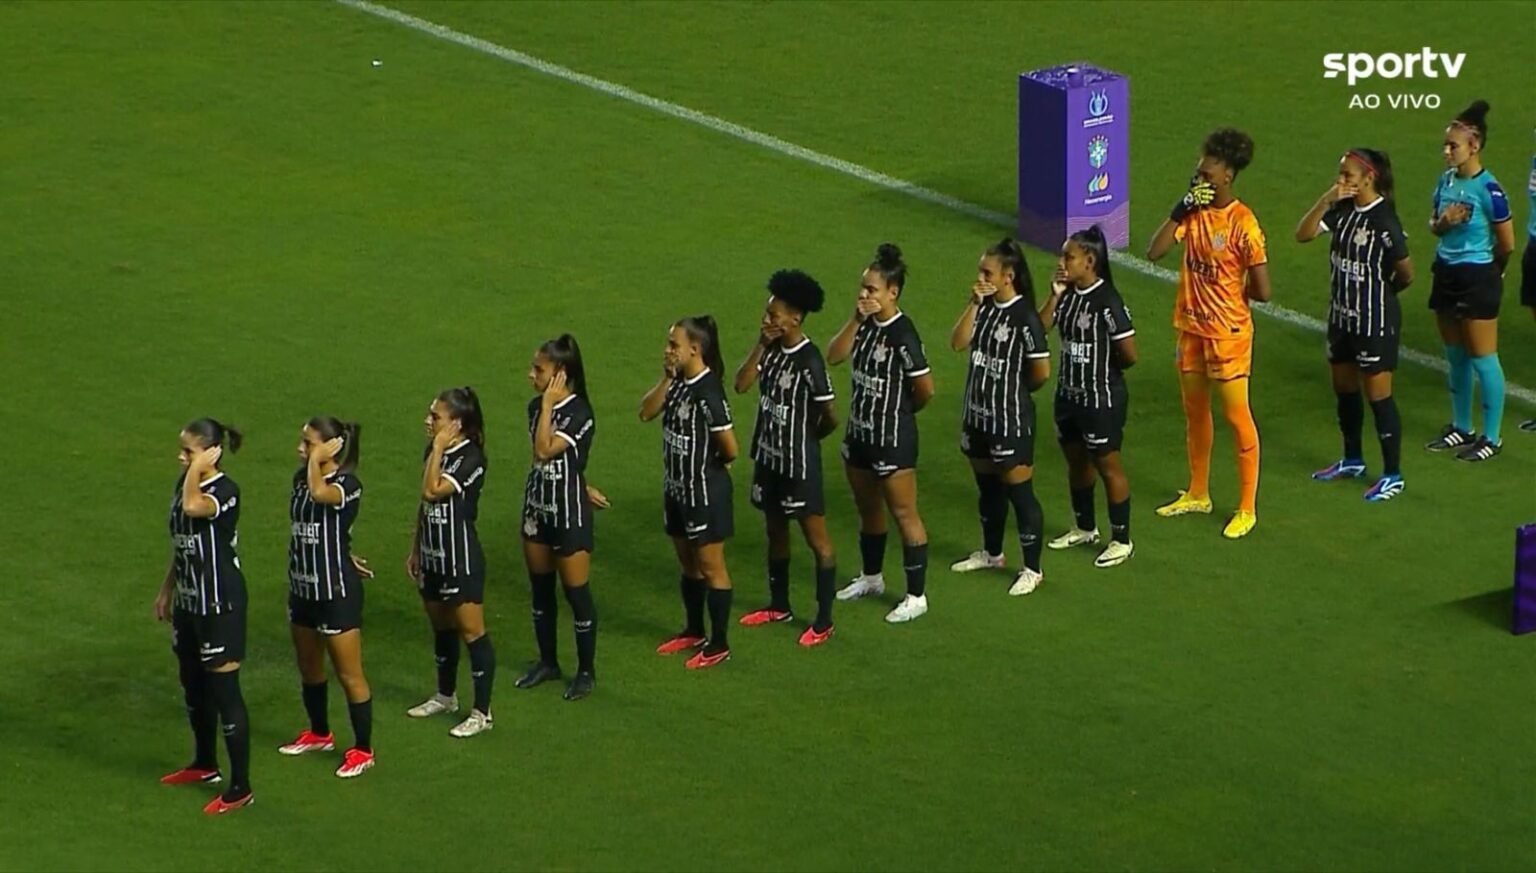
[1218,379,1261,512]
[1181,379,1213,498]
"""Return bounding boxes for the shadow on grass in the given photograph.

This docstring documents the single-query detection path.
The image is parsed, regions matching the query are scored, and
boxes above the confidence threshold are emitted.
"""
[1443,587,1513,632]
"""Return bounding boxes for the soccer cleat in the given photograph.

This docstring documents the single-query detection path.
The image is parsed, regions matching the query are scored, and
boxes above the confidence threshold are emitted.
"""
[514,661,563,689]
[738,607,793,626]
[277,730,335,756]
[1094,540,1135,568]
[1363,474,1405,502]
[836,574,885,601]
[1007,568,1043,596]
[1222,510,1257,539]
[334,748,375,779]
[1425,424,1475,452]
[1520,419,1536,433]
[685,647,731,670]
[160,766,221,786]
[449,709,493,738]
[1047,527,1100,550]
[655,633,707,655]
[884,594,929,623]
[949,550,1006,572]
[405,693,459,718]
[798,624,835,647]
[1155,491,1213,517]
[203,791,253,815]
[1455,435,1502,462]
[1311,459,1367,481]
[563,672,596,701]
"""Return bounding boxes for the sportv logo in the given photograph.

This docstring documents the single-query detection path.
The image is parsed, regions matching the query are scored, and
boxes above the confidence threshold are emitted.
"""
[1323,49,1466,87]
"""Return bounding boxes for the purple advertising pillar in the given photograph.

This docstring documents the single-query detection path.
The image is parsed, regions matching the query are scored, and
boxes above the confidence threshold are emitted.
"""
[1018,63,1130,252]
[1514,524,1536,635]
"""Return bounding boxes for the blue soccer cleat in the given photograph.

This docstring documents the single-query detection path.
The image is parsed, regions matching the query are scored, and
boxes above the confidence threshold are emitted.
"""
[1312,459,1367,481]
[1363,474,1405,502]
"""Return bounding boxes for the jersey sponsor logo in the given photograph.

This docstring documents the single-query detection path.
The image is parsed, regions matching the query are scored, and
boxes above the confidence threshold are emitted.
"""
[851,370,888,392]
[291,521,323,543]
[758,395,793,424]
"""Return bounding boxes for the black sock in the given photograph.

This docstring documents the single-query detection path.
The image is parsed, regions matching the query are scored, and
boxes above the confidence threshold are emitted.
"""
[974,472,1007,557]
[466,634,496,715]
[706,587,733,651]
[902,542,928,598]
[347,698,373,752]
[680,575,706,636]
[814,562,835,630]
[178,656,218,770]
[1008,479,1044,572]
[768,557,791,612]
[1371,395,1402,476]
[858,532,887,577]
[1337,390,1365,460]
[1109,498,1131,544]
[1070,485,1096,532]
[563,584,597,675]
[530,571,559,667]
[208,670,251,799]
[433,629,459,697]
[301,681,329,736]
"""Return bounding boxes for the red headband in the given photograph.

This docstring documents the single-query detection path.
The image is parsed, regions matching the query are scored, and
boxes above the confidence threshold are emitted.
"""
[1343,150,1378,176]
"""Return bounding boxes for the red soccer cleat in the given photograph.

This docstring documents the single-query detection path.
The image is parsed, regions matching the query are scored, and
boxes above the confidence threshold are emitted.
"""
[160,766,222,786]
[685,648,731,670]
[655,633,707,655]
[738,608,793,627]
[335,748,375,779]
[203,791,254,815]
[278,729,335,756]
[798,624,834,647]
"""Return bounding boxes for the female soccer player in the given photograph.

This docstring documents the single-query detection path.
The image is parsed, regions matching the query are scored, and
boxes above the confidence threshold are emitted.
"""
[1522,133,1536,435]
[948,238,1052,595]
[405,387,497,738]
[826,243,935,622]
[154,418,254,815]
[1295,149,1415,500]
[734,270,840,646]
[514,335,607,700]
[1422,100,1516,461]
[1146,128,1272,539]
[1039,226,1138,567]
[277,417,377,778]
[641,316,740,668]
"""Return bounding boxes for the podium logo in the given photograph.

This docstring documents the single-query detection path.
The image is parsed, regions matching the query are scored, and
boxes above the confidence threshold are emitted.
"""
[1088,136,1109,169]
[1088,173,1110,194]
[1088,90,1109,117]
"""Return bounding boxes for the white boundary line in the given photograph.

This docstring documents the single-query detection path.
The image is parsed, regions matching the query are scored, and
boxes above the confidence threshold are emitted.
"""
[336,0,1535,406]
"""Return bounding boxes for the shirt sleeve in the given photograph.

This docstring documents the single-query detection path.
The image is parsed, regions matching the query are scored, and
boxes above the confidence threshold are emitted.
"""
[1431,177,1443,218]
[1103,292,1136,340]
[806,348,836,402]
[1173,214,1190,243]
[209,479,240,521]
[1318,201,1344,234]
[1485,180,1512,223]
[1238,211,1269,267]
[452,446,487,500]
[700,379,734,432]
[336,473,363,510]
[1379,209,1411,264]
[556,404,595,455]
[897,323,931,378]
[1021,309,1051,358]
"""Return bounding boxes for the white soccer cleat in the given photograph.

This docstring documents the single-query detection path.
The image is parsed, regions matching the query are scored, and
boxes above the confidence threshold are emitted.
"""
[406,693,459,719]
[884,594,929,623]
[1047,527,1100,550]
[949,550,1006,573]
[1093,540,1134,568]
[1007,568,1043,596]
[449,709,493,738]
[836,574,886,601]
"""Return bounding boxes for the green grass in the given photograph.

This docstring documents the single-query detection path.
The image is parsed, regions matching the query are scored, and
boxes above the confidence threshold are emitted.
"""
[1,2,1533,870]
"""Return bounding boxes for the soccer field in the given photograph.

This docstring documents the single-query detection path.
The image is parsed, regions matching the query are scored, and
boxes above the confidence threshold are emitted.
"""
[2,1,1534,870]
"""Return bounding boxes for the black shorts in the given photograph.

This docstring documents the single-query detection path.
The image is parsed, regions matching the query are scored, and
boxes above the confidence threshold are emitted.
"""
[841,436,916,477]
[1326,324,1399,373]
[1429,259,1502,319]
[419,571,485,605]
[663,487,734,545]
[1053,398,1127,456]
[751,462,824,519]
[172,606,247,669]
[1520,238,1535,308]
[288,588,364,635]
[522,512,593,556]
[960,415,1036,469]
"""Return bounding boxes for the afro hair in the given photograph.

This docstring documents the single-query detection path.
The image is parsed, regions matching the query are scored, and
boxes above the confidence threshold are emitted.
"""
[1202,128,1255,175]
[767,269,825,315]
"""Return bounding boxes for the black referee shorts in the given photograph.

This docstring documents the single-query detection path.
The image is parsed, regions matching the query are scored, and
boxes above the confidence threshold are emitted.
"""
[288,589,364,635]
[751,462,825,519]
[1429,259,1502,320]
[840,436,917,478]
[960,414,1036,469]
[522,511,594,557]
[1053,398,1127,456]
[172,606,247,669]
[419,571,485,605]
[1326,324,1399,374]
[1520,238,1535,309]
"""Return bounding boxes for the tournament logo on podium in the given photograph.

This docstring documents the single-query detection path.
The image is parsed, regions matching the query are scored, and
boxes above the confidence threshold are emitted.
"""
[1018,64,1131,251]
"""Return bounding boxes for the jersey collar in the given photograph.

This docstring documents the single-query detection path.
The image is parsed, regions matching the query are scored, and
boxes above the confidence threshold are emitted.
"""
[199,472,226,489]
[444,439,470,455]
[1354,196,1384,213]
[991,294,1022,309]
[1073,279,1105,296]
[873,311,905,328]
[684,367,712,385]
[779,337,811,354]
[553,394,578,411]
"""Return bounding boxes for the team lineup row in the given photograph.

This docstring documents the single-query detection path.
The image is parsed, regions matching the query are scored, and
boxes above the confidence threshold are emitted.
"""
[156,110,1536,814]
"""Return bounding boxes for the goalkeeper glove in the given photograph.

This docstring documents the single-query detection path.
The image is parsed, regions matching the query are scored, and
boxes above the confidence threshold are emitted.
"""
[1170,176,1216,222]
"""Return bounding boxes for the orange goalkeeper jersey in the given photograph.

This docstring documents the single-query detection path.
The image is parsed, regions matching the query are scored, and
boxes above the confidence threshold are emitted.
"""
[1173,200,1268,339]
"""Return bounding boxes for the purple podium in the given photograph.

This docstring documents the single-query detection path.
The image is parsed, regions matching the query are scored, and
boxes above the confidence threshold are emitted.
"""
[1515,524,1536,635]
[1018,63,1130,252]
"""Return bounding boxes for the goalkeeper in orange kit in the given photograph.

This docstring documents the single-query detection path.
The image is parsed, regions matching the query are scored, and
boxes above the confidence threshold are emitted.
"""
[1145,128,1272,539]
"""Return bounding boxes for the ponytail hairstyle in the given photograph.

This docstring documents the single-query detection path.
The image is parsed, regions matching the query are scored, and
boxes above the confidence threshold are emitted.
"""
[676,315,725,377]
[1452,99,1490,148]
[1346,148,1395,201]
[538,334,589,400]
[1202,127,1255,178]
[767,269,826,317]
[183,417,243,455]
[1067,224,1115,286]
[307,415,362,474]
[436,386,485,448]
[868,242,907,296]
[985,237,1036,305]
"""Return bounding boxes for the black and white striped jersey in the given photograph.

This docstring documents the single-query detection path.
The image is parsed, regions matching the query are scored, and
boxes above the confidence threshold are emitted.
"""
[751,338,835,480]
[287,469,363,601]
[523,395,596,530]
[962,295,1050,437]
[419,440,487,578]
[1053,279,1135,410]
[846,312,930,448]
[1320,197,1410,337]
[662,368,733,506]
[168,472,245,616]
